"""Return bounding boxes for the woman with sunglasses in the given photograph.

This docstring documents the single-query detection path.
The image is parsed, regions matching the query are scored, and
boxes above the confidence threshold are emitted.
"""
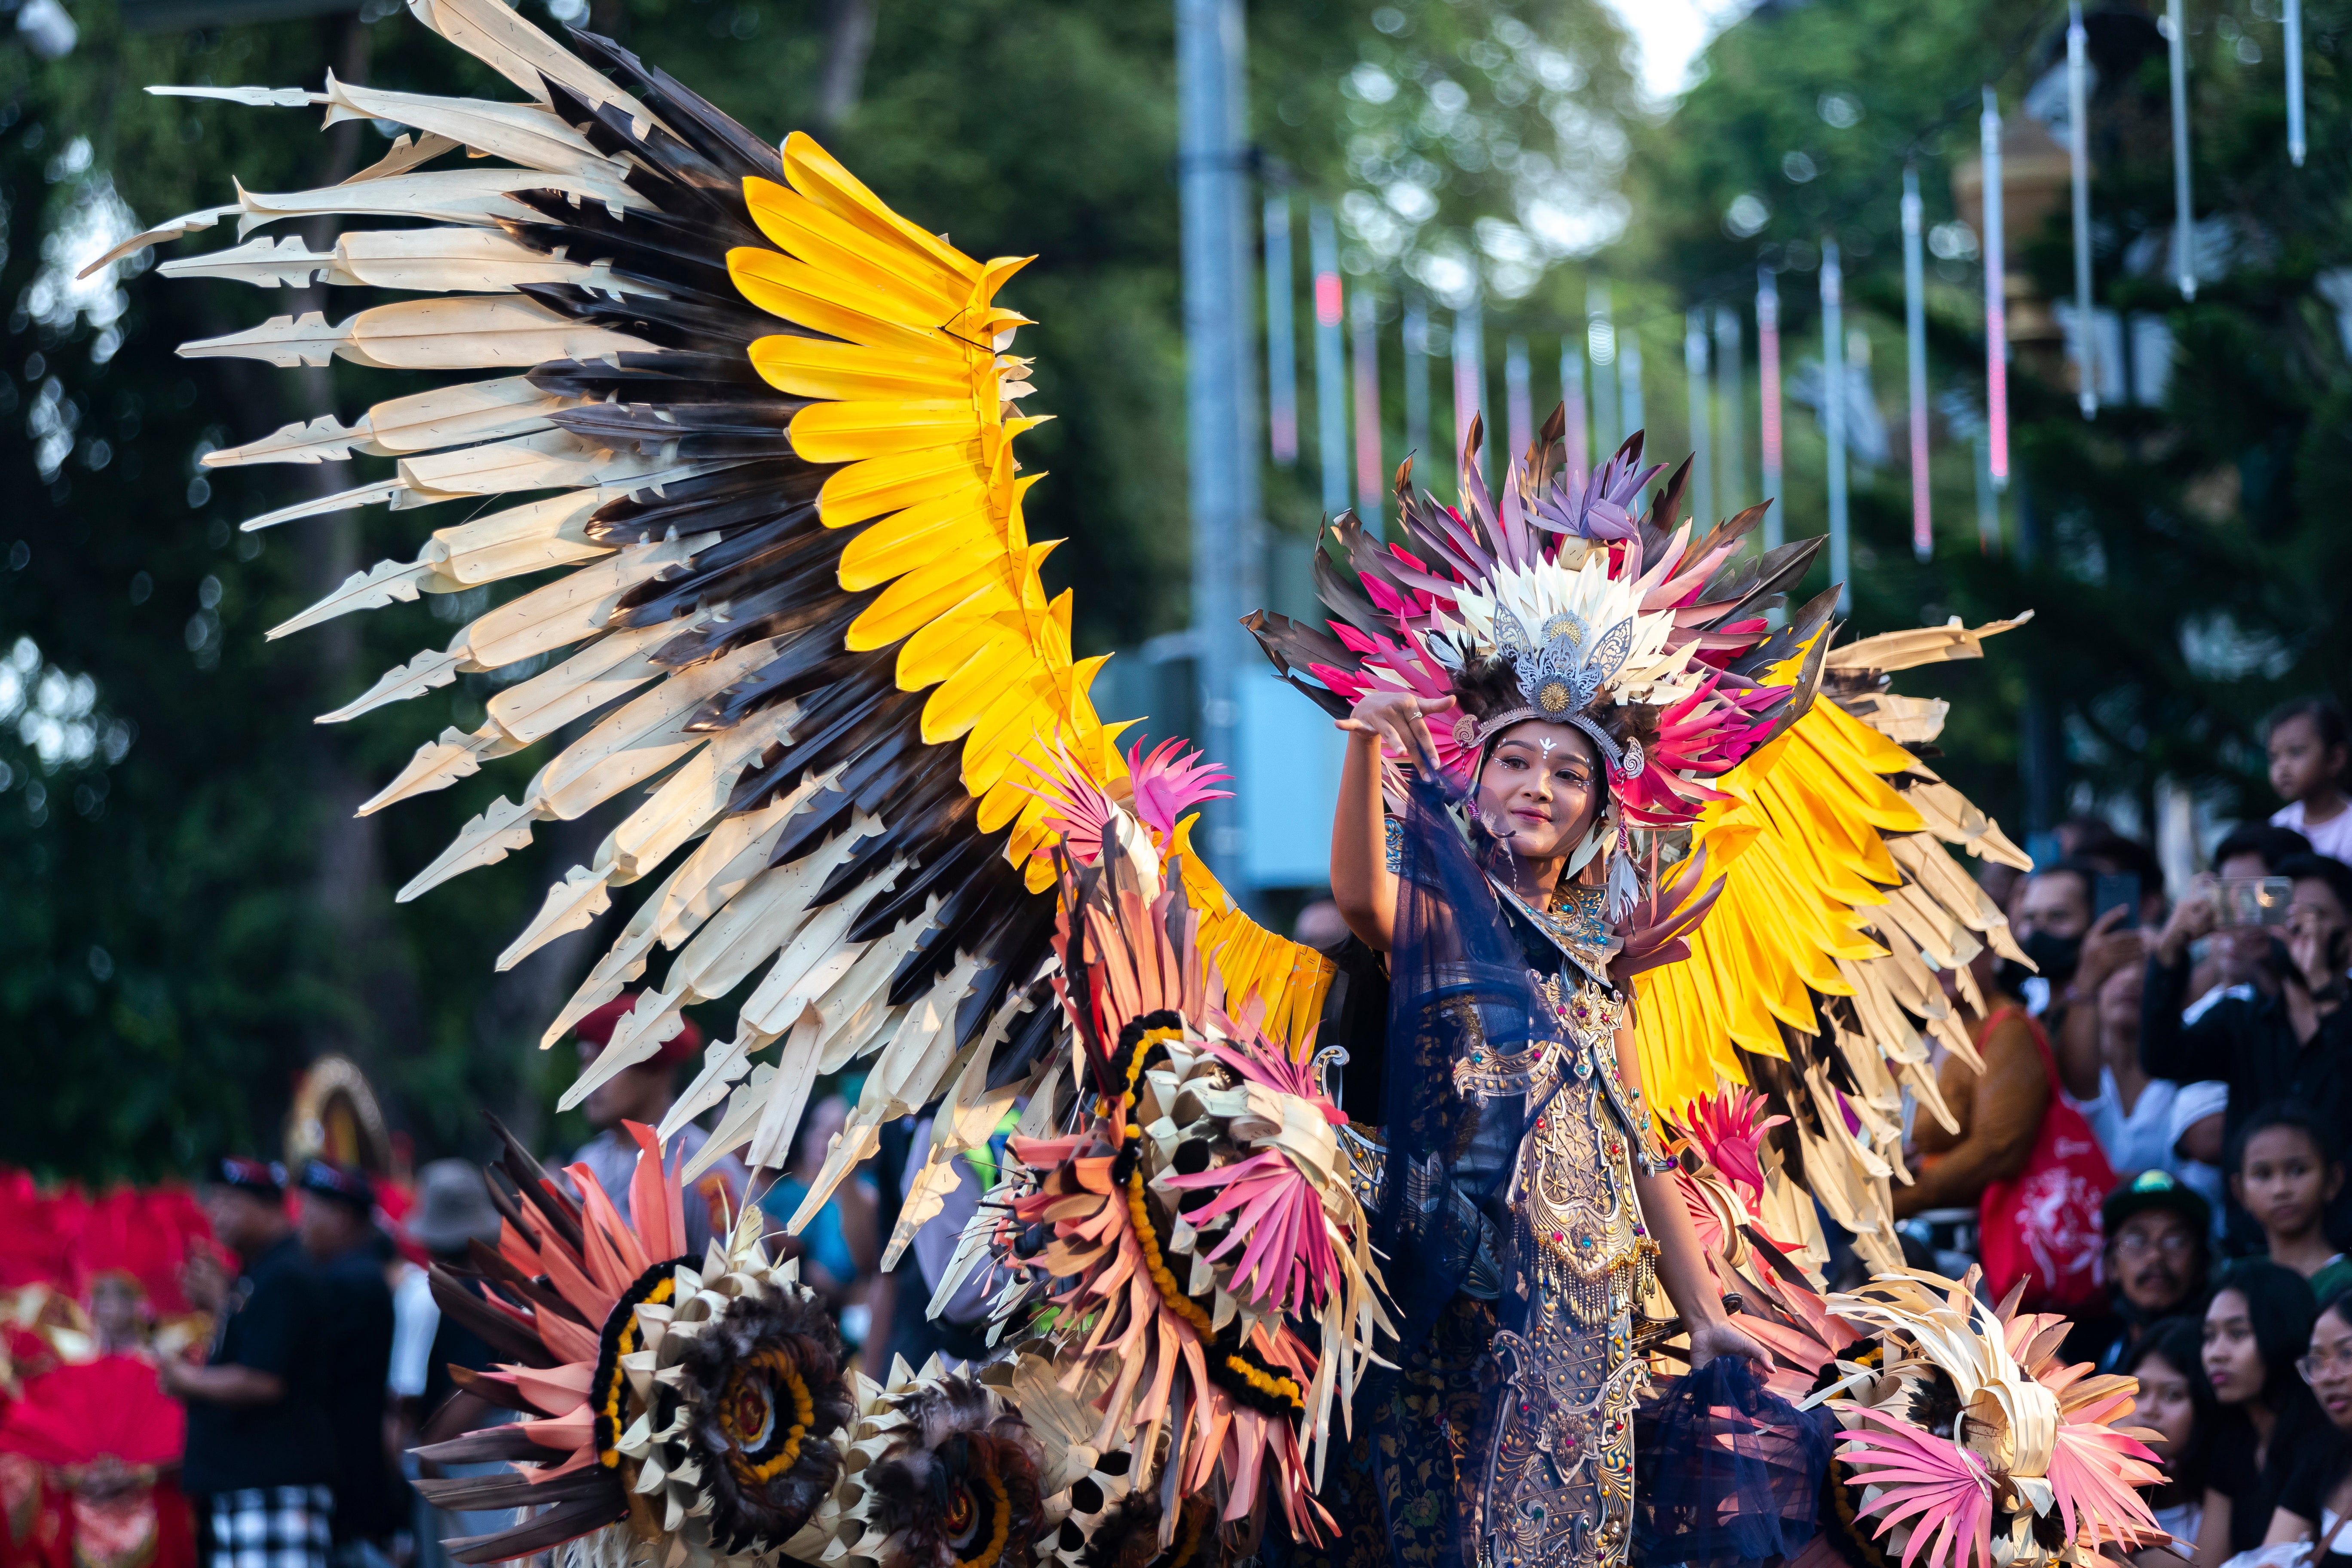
[2259,1282,2352,1565]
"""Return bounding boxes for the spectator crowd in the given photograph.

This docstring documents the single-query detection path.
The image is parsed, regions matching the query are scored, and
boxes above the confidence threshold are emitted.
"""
[1880,695,2352,1568]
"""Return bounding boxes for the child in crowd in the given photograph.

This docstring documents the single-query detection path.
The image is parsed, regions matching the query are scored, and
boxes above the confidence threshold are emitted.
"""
[2123,1316,2216,1563]
[2197,1261,2325,1566]
[2232,1104,2351,1297]
[2268,697,2352,864]
[2260,1281,2352,1565]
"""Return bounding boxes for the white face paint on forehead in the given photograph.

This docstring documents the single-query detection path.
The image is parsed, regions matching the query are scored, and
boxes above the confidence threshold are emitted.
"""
[1538,737,1556,757]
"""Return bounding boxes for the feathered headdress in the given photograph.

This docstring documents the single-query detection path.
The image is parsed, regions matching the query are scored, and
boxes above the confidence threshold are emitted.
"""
[1250,414,1834,910]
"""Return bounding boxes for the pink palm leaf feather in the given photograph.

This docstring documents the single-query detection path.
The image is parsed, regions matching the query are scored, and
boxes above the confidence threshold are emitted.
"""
[1836,1406,1996,1568]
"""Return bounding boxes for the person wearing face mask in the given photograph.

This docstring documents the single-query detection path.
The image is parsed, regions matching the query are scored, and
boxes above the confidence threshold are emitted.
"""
[2146,854,2352,1253]
[2122,1316,2218,1564]
[2005,860,2101,1017]
[2196,1260,2325,1566]
[2263,1282,2352,1566]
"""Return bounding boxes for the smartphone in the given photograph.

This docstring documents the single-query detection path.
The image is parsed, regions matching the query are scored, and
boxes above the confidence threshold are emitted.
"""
[2211,875,2293,927]
[2092,873,2141,927]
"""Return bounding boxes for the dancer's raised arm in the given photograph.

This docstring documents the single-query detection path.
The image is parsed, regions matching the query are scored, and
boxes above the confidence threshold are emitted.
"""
[1330,689,1453,951]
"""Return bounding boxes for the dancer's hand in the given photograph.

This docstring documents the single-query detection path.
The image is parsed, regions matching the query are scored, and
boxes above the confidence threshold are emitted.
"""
[1339,690,1455,770]
[1687,1317,1774,1372]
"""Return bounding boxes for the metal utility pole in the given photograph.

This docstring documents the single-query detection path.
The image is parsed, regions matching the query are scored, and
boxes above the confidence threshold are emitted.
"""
[1176,0,1256,889]
[1902,167,1932,561]
[1713,305,1744,513]
[1684,310,1712,527]
[1758,269,1782,550]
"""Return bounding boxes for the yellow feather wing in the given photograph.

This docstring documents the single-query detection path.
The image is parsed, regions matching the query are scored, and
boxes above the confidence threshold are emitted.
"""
[1633,621,2034,1272]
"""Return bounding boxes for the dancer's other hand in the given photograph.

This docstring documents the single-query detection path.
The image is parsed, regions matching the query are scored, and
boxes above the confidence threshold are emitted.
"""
[1340,689,1456,771]
[1687,1317,1774,1372]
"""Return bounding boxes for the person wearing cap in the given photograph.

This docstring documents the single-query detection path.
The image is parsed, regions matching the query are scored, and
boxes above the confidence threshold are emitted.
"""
[161,1158,336,1568]
[2059,1170,2215,1372]
[564,994,747,1257]
[294,1163,397,1568]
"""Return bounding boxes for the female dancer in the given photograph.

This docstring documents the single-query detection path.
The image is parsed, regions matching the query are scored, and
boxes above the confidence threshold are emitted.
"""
[1327,672,1770,1568]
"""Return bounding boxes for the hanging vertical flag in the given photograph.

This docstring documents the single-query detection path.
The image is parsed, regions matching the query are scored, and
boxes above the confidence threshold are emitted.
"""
[1504,335,1532,465]
[2167,0,2196,297]
[1618,331,1644,441]
[1352,288,1382,530]
[1758,269,1783,551]
[1902,167,1932,562]
[1982,87,2010,488]
[1975,432,2001,554]
[2068,3,2097,419]
[1453,296,1485,483]
[1403,294,1430,478]
[1264,193,1297,465]
[1822,240,1850,613]
[1684,310,1714,527]
[1587,280,1620,457]
[1714,306,1745,514]
[1309,202,1348,517]
[2288,0,2307,166]
[1560,337,1590,476]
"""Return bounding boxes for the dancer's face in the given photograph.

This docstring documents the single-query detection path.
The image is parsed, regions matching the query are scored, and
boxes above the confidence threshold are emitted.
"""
[1474,721,1602,864]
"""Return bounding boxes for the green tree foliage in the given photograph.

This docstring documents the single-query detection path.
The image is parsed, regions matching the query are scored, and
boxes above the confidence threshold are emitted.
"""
[1621,0,2352,839]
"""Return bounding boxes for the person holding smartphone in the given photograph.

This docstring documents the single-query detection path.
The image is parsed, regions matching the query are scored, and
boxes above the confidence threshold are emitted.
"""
[2144,853,2352,1253]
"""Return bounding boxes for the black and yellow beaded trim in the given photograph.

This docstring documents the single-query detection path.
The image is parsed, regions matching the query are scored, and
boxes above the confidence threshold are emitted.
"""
[1101,1011,1185,1122]
[1124,1162,1216,1340]
[592,1256,693,1467]
[1205,1330,1306,1417]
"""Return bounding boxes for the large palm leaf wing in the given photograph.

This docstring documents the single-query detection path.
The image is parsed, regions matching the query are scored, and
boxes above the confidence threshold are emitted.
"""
[113,0,1332,1200]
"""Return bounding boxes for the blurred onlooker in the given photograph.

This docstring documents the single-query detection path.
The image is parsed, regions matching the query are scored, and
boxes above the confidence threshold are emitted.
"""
[2267,697,2352,863]
[162,1158,335,1568]
[2120,1316,2216,1562]
[1292,897,1351,950]
[2146,853,2352,1251]
[294,1163,396,1568]
[756,1097,878,1325]
[565,993,747,1255]
[1896,946,2050,1216]
[2008,859,2098,1016]
[1910,938,2115,1309]
[401,1164,506,1568]
[2195,1261,2324,1564]
[2185,823,2315,1020]
[2229,1105,2350,1295]
[2061,1170,2212,1372]
[2171,1078,2233,1243]
[2061,961,2222,1180]
[871,1102,1022,1375]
